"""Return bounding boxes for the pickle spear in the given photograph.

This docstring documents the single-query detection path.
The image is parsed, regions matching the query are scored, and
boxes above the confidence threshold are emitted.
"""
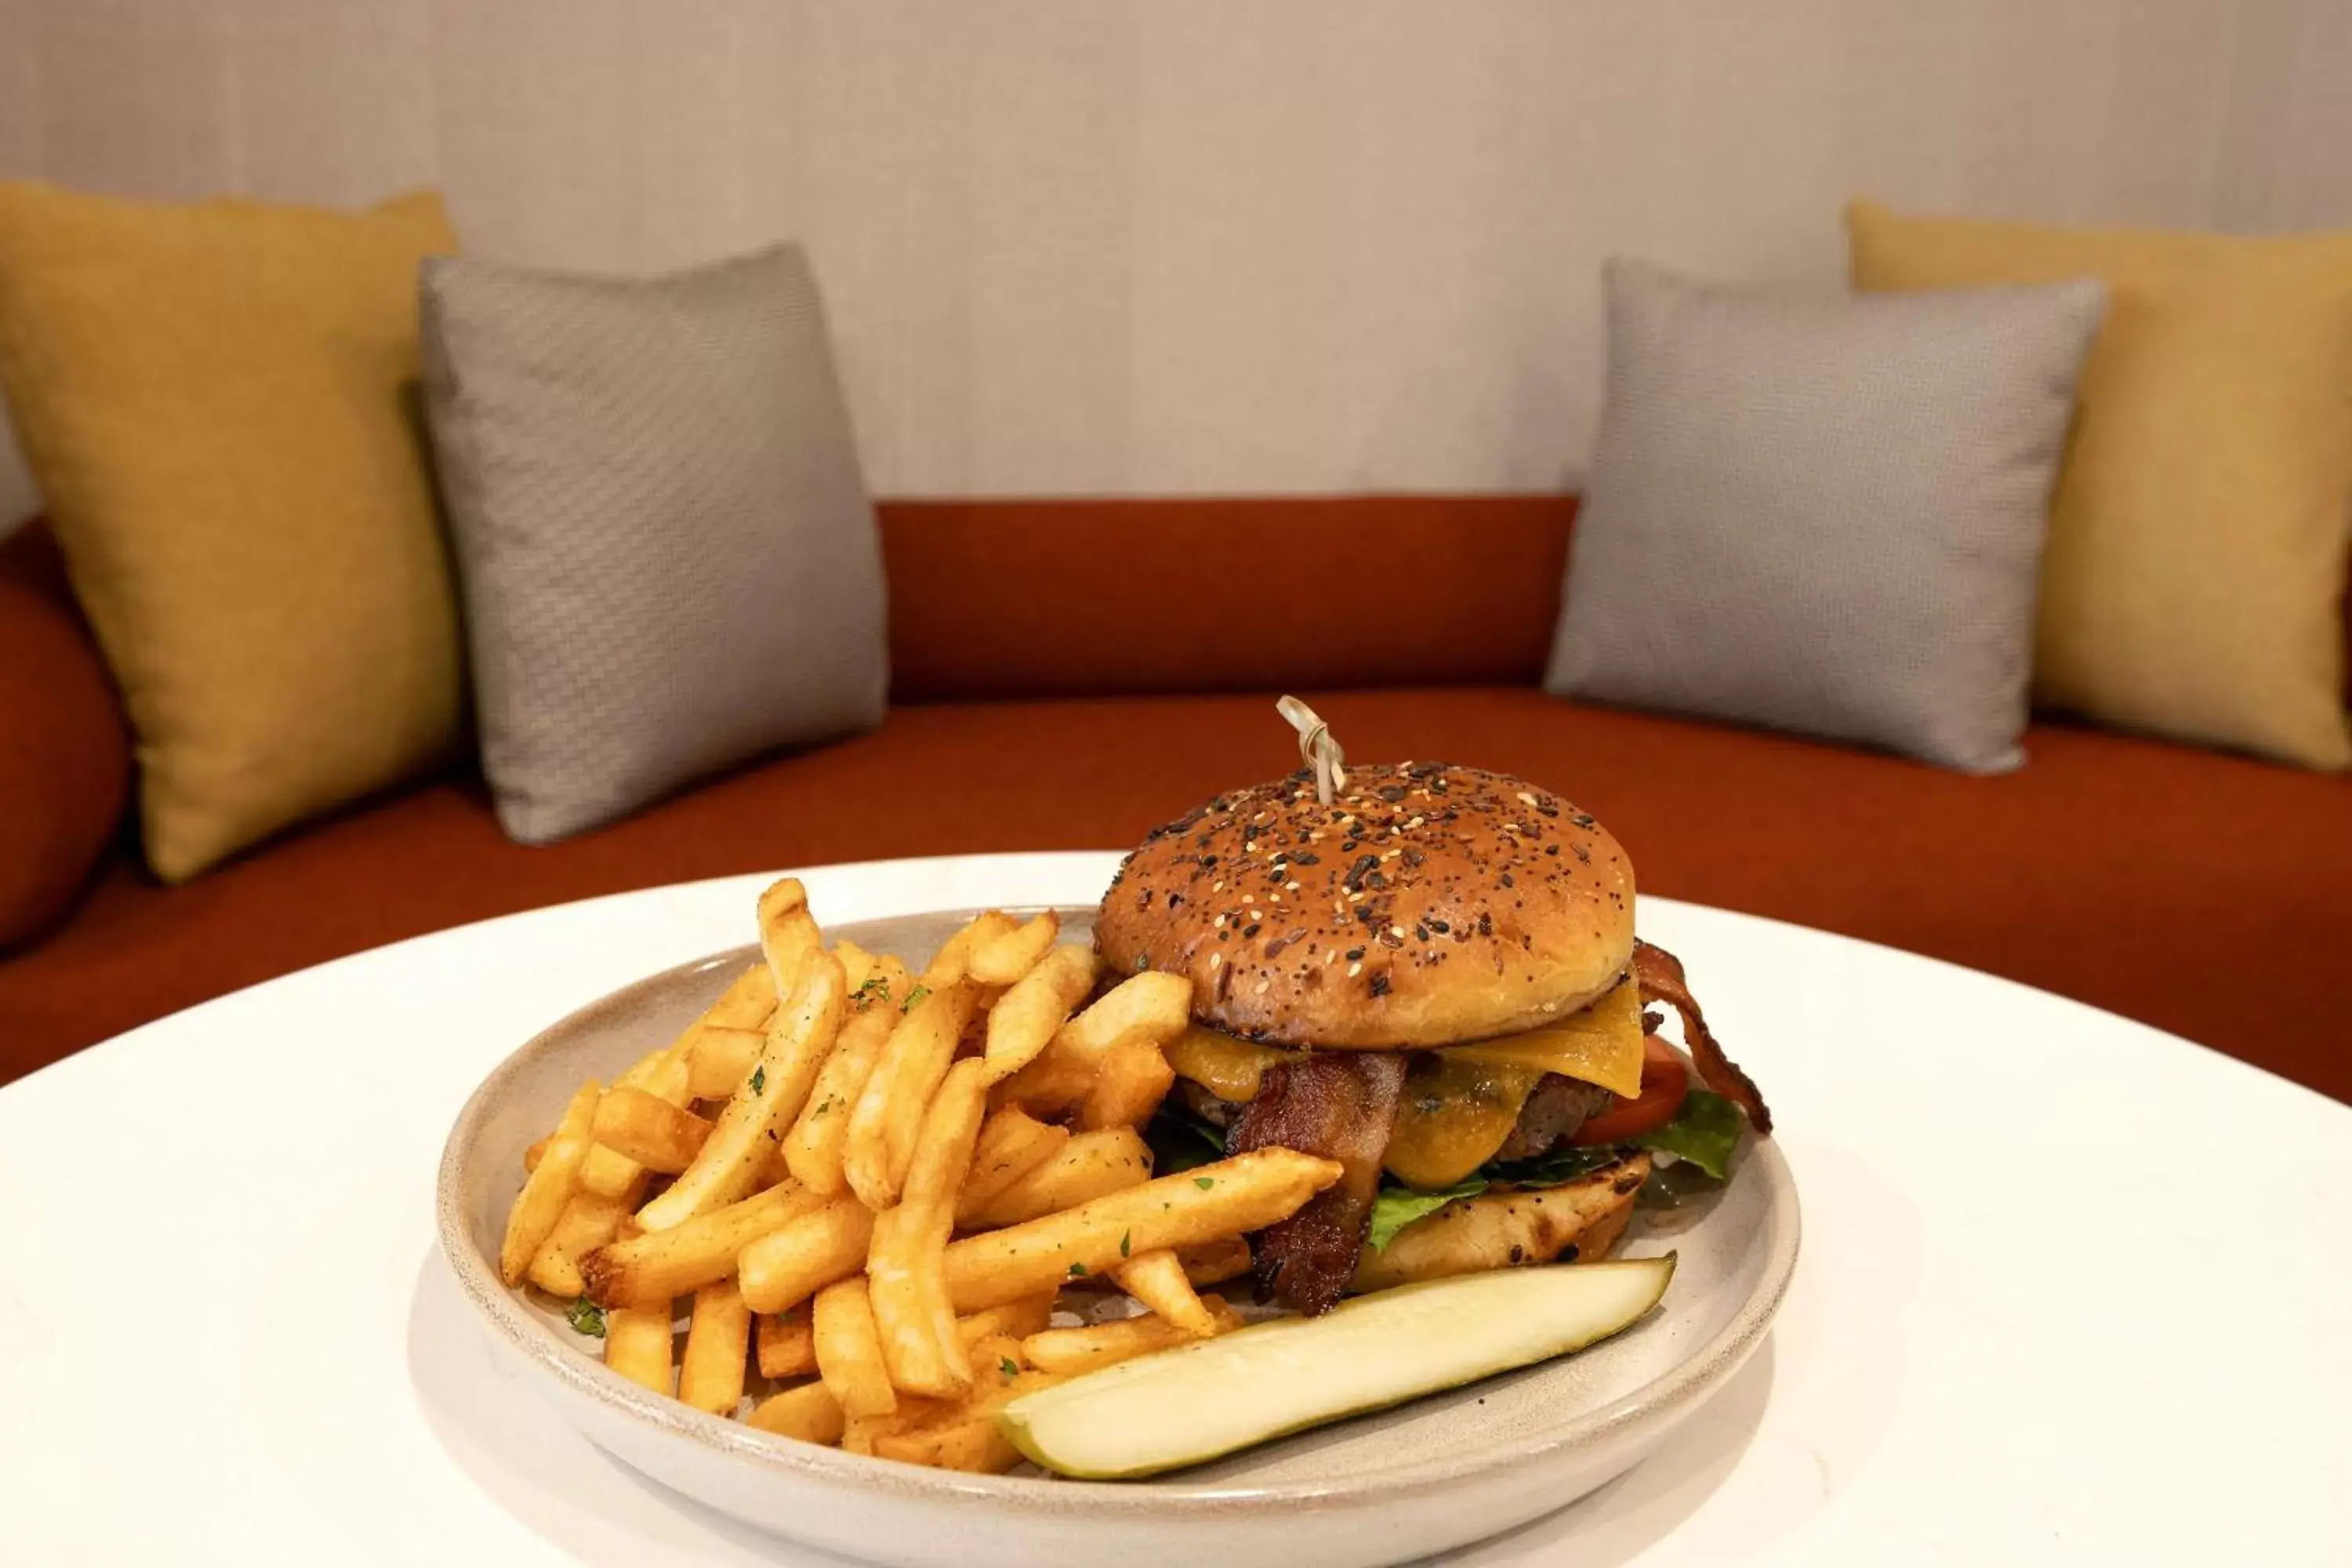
[1000,1254,1673,1479]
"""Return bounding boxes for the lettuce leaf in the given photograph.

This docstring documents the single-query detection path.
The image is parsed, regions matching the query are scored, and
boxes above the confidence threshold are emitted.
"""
[1632,1089,1742,1181]
[1477,1090,1748,1191]
[1366,1178,1487,1252]
[1479,1143,1625,1189]
[1145,1099,1227,1175]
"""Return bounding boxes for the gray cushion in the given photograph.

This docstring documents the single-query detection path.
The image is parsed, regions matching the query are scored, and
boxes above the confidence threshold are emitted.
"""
[419,245,886,844]
[1546,260,2104,772]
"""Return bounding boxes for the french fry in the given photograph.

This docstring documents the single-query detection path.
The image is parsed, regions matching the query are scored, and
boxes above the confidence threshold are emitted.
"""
[737,1195,877,1313]
[523,1136,549,1174]
[582,1181,819,1308]
[870,1366,1064,1473]
[618,1039,688,1091]
[904,1066,990,1216]
[1174,1236,1254,1287]
[638,952,846,1230]
[966,910,1059,986]
[526,1190,634,1298]
[758,1139,796,1190]
[1077,1036,1177,1131]
[833,938,879,993]
[679,1279,753,1415]
[866,1207,961,1400]
[746,1380,845,1444]
[499,1081,602,1285]
[783,956,913,1196]
[683,1025,769,1102]
[757,1308,817,1381]
[843,979,979,1209]
[993,969,1189,1113]
[954,1296,1056,1348]
[987,1047,1096,1118]
[869,1058,988,1399]
[967,1334,1029,1379]
[604,1302,674,1395]
[1020,1298,1245,1377]
[591,1087,713,1174]
[1057,971,1193,1061]
[919,911,1020,988]
[980,945,1097,1084]
[812,1277,897,1421]
[945,1148,1344,1311]
[840,1412,895,1456]
[757,878,822,998]
[700,960,782,1033]
[665,953,783,1094]
[1112,1247,1218,1336]
[580,1046,699,1199]
[955,1107,1071,1217]
[870,1414,1022,1473]
[956,1127,1152,1230]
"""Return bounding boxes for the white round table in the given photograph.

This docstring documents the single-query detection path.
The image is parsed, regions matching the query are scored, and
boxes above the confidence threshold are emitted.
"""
[2,851,2345,1566]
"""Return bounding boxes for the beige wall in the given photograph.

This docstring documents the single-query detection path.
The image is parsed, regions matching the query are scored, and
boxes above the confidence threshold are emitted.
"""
[2,0,2346,523]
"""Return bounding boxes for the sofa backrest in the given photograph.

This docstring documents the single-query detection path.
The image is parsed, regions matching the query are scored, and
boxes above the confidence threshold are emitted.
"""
[878,495,1574,702]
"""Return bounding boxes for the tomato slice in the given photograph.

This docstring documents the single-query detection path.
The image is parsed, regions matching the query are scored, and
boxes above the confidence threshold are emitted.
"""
[1569,1034,1690,1146]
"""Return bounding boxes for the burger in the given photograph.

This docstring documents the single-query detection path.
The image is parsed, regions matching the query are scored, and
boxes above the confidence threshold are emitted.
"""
[1095,761,1772,1315]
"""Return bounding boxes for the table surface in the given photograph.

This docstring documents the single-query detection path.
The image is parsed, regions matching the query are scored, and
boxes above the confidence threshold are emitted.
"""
[2,851,2346,1566]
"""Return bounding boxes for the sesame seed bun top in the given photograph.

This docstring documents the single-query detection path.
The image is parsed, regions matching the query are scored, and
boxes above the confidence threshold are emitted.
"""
[1094,763,1635,1050]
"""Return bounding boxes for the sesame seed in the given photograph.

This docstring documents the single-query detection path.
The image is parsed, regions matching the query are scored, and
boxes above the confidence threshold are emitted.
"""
[1406,816,1424,829]
[1254,982,1270,996]
[1324,949,1338,964]
[1390,926,1406,939]
[1286,881,1301,891]
[1214,914,1226,928]
[1269,894,1283,904]
[1347,962,1363,978]
[1212,880,1224,892]
[1209,953,1222,968]
[1517,792,1537,806]
[1348,891,1364,903]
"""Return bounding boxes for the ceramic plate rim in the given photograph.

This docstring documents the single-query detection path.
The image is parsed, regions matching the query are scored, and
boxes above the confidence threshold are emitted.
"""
[435,910,1802,1517]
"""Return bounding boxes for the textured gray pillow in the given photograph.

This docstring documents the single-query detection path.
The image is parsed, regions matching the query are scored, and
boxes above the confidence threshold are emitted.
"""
[1546,260,2104,771]
[419,245,887,844]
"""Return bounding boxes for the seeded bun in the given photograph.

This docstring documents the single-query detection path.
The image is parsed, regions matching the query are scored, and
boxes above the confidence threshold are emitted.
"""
[1096,763,1635,1050]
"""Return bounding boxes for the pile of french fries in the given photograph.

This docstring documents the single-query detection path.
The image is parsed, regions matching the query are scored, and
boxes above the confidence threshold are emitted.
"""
[499,880,1342,1473]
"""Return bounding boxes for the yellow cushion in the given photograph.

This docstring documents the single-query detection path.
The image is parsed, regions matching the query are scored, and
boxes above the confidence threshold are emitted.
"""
[0,183,463,879]
[1847,200,2352,771]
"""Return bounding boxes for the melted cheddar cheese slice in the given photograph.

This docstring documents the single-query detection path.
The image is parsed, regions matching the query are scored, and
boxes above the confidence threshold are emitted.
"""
[1382,1055,1547,1188]
[1163,978,1648,1189]
[1438,979,1646,1099]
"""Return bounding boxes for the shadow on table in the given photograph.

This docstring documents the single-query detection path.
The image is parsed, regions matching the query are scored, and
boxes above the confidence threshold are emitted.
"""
[1405,1338,1777,1567]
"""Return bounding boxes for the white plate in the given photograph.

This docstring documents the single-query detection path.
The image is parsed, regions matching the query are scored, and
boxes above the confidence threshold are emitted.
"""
[437,904,1800,1568]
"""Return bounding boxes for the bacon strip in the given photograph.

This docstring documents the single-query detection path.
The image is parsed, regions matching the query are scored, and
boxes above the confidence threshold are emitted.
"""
[1632,940,1773,1135]
[1225,1053,1408,1315]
